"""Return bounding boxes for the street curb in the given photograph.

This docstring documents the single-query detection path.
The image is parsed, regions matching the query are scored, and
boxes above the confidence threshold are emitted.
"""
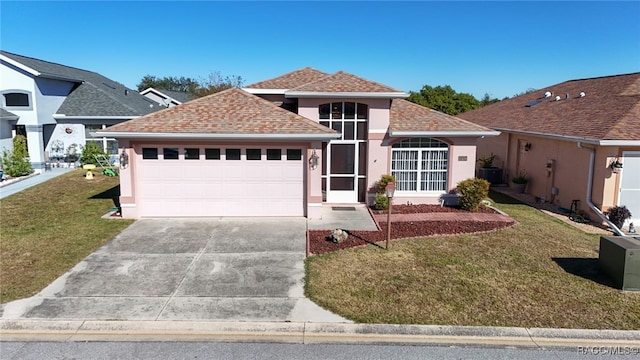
[2,320,639,347]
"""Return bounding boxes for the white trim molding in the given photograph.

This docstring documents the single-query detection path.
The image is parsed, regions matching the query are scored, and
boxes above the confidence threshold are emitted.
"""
[493,128,640,146]
[285,91,409,99]
[390,130,501,137]
[95,131,342,141]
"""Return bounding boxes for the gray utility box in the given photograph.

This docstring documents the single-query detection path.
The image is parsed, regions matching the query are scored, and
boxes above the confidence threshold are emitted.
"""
[599,236,640,291]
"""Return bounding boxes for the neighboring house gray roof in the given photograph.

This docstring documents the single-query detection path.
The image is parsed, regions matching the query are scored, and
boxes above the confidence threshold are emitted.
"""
[0,108,19,120]
[1,50,160,117]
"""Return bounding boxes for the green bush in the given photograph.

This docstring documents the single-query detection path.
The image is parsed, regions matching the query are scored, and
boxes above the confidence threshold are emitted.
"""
[373,174,396,210]
[80,142,107,165]
[374,193,389,210]
[377,174,396,194]
[457,177,490,211]
[1,135,33,177]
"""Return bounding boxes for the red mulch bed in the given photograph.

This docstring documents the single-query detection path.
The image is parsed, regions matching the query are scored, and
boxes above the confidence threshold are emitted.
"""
[370,204,497,215]
[309,205,514,255]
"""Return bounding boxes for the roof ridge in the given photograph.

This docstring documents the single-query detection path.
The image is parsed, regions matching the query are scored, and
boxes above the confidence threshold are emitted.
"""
[0,50,99,78]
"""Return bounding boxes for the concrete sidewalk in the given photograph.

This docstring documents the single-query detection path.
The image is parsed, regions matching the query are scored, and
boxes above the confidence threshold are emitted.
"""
[2,320,639,348]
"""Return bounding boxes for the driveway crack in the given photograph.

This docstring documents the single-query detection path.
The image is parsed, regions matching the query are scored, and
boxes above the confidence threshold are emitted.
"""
[155,247,206,321]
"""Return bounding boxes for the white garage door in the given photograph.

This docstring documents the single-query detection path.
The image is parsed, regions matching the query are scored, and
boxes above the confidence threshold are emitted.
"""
[136,146,304,217]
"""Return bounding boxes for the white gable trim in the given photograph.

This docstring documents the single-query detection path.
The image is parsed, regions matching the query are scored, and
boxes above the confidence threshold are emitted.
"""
[285,91,409,99]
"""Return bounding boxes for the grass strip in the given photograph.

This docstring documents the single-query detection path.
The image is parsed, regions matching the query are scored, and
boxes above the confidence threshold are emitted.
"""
[1,170,134,303]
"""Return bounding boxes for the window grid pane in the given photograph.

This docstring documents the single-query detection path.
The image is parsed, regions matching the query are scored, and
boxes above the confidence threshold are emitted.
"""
[392,141,448,192]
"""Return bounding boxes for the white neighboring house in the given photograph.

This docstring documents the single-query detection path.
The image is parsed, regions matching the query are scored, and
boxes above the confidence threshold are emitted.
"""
[140,87,195,108]
[0,50,163,172]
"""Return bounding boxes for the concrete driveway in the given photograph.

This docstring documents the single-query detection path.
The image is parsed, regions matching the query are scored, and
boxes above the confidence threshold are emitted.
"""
[1,218,349,323]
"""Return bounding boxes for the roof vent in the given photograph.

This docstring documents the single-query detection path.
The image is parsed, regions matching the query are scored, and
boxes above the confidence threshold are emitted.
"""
[555,96,561,101]
[579,91,586,97]
[544,91,552,98]
[565,93,569,99]
[125,89,129,96]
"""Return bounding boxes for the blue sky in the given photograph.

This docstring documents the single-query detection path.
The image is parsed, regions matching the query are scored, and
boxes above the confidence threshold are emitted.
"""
[1,1,639,99]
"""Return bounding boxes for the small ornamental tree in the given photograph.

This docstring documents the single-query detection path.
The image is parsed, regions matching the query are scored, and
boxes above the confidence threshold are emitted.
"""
[457,177,490,211]
[373,174,396,210]
[80,142,107,165]
[0,135,33,177]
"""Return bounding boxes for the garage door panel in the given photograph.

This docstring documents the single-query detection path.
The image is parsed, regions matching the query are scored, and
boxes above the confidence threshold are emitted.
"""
[137,147,304,217]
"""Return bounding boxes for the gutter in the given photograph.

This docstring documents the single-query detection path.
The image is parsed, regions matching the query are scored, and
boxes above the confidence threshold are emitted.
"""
[390,130,501,137]
[493,127,640,147]
[53,115,139,120]
[285,91,409,99]
[95,131,342,141]
[577,142,625,236]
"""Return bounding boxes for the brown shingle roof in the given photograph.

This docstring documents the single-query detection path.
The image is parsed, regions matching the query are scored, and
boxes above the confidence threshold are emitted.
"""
[458,73,640,141]
[104,88,337,136]
[390,99,494,133]
[244,67,329,89]
[289,71,403,93]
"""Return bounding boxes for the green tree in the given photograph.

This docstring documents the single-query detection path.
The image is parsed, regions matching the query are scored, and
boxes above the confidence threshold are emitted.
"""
[136,75,200,93]
[80,142,107,165]
[137,72,245,98]
[408,85,481,115]
[1,135,33,177]
[479,93,501,106]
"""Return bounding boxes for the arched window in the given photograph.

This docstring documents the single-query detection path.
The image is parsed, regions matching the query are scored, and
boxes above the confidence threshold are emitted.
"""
[391,138,448,192]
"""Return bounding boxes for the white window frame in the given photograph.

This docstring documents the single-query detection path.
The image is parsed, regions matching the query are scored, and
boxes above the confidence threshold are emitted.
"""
[391,138,448,193]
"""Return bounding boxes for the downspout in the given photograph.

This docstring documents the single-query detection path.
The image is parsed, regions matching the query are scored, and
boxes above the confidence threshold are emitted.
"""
[577,142,625,236]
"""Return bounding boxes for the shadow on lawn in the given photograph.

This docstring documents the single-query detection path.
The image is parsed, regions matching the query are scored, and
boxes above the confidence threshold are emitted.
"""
[552,257,618,289]
[90,185,121,209]
[345,230,386,250]
[489,190,524,205]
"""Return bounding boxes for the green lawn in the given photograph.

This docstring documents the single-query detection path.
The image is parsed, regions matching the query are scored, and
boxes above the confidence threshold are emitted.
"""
[0,170,134,303]
[305,191,640,330]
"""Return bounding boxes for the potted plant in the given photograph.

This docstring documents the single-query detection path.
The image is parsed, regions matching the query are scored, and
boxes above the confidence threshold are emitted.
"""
[477,153,503,184]
[605,205,632,229]
[511,171,528,193]
[610,160,623,174]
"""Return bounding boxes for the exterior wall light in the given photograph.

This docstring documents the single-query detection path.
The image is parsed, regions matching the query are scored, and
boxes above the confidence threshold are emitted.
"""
[119,150,129,169]
[309,149,319,170]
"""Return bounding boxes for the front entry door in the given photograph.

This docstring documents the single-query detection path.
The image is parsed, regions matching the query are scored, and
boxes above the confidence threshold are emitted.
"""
[326,143,358,203]
[619,151,640,226]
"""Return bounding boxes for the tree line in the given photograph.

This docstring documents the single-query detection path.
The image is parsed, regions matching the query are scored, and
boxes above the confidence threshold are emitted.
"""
[137,72,532,115]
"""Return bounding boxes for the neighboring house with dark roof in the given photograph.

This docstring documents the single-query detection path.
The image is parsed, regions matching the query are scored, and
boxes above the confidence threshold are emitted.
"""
[98,68,498,219]
[459,72,640,230]
[0,50,162,171]
[140,87,196,108]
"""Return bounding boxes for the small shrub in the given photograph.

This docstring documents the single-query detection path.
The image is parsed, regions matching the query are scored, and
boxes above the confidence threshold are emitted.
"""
[605,205,632,229]
[377,174,396,194]
[477,153,496,168]
[511,171,528,184]
[0,135,33,177]
[374,193,389,210]
[457,177,490,211]
[80,142,107,165]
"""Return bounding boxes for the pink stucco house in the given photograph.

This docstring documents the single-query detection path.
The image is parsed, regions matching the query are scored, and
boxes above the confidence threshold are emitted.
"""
[459,72,640,230]
[99,68,498,218]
